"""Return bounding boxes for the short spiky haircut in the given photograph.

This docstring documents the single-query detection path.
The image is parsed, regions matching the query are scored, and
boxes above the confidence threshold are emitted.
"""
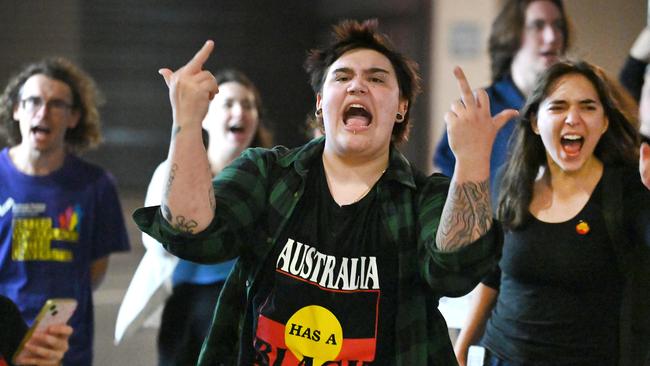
[304,19,421,144]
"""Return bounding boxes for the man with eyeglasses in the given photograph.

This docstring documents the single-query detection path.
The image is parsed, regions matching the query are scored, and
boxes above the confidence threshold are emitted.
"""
[0,58,130,365]
[433,0,571,190]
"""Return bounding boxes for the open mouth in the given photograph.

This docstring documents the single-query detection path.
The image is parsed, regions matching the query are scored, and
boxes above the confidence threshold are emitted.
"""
[343,104,373,130]
[540,51,558,60]
[560,134,583,156]
[228,125,245,134]
[31,125,51,135]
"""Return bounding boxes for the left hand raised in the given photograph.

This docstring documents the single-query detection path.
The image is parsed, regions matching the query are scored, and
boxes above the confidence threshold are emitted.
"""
[641,142,650,189]
[445,66,518,180]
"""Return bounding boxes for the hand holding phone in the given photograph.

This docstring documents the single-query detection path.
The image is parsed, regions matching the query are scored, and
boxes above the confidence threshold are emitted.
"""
[467,345,486,366]
[12,299,77,365]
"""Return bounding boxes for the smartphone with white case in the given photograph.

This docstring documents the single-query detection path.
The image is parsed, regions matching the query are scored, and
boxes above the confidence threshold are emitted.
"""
[12,298,77,363]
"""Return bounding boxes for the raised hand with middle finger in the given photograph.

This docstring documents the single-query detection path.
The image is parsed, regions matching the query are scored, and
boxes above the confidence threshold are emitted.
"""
[445,66,519,182]
[159,40,220,131]
[436,66,517,251]
[158,41,220,234]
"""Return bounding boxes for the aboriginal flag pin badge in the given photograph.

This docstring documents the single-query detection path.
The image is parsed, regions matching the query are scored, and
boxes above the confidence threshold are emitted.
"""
[576,220,590,235]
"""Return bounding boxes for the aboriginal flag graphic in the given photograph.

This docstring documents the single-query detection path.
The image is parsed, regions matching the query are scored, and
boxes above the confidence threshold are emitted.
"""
[253,269,381,365]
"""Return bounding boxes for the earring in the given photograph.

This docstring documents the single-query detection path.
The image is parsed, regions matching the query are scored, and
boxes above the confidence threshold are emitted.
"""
[396,112,404,122]
[315,108,322,117]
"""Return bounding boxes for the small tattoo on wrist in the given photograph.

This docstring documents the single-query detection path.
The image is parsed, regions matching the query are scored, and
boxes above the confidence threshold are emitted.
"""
[173,215,198,234]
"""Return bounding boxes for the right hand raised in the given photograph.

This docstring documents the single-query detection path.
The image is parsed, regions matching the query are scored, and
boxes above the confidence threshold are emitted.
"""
[445,66,518,181]
[158,40,219,129]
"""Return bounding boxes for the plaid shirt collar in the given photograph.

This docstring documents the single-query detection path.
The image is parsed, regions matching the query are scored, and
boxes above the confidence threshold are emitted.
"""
[277,136,416,190]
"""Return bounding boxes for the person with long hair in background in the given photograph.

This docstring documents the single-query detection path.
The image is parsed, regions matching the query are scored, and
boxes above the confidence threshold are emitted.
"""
[455,60,650,366]
[434,0,571,189]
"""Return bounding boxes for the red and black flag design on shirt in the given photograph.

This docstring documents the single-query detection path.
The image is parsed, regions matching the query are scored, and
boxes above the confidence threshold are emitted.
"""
[253,239,382,365]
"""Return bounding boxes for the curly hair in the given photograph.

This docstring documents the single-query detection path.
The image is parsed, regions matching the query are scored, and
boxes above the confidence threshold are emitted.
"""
[497,60,640,230]
[489,0,572,82]
[304,19,421,144]
[0,58,103,153]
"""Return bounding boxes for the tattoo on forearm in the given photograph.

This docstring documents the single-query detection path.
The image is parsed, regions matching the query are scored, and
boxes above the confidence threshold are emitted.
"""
[161,203,199,234]
[436,179,492,251]
[163,163,178,200]
[173,215,198,234]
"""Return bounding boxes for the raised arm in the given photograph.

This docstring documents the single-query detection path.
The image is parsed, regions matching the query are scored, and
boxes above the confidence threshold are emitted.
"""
[436,67,518,251]
[158,41,219,234]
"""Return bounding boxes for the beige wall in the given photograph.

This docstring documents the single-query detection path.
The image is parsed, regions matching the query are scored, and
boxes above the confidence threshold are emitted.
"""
[429,1,499,174]
[565,0,646,75]
[428,0,647,174]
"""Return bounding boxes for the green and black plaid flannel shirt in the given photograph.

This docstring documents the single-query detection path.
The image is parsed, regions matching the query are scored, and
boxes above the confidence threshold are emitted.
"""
[134,137,501,365]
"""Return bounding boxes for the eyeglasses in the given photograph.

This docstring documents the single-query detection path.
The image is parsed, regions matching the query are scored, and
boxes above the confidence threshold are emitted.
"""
[20,96,73,116]
[525,19,565,35]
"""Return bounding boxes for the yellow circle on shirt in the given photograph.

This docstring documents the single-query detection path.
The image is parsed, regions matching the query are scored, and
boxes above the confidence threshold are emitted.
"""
[284,305,343,363]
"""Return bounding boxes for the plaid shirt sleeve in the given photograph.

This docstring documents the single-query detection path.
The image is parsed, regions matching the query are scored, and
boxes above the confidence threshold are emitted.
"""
[132,147,275,264]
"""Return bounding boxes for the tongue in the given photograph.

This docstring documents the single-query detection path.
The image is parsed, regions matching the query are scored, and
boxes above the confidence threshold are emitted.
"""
[562,140,582,156]
[345,116,370,129]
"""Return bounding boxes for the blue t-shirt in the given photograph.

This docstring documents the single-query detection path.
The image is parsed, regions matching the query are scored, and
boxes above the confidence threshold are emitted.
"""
[0,148,130,365]
[433,75,525,189]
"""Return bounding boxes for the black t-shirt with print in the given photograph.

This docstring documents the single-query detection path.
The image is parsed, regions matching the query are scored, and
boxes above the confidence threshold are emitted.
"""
[243,159,399,365]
